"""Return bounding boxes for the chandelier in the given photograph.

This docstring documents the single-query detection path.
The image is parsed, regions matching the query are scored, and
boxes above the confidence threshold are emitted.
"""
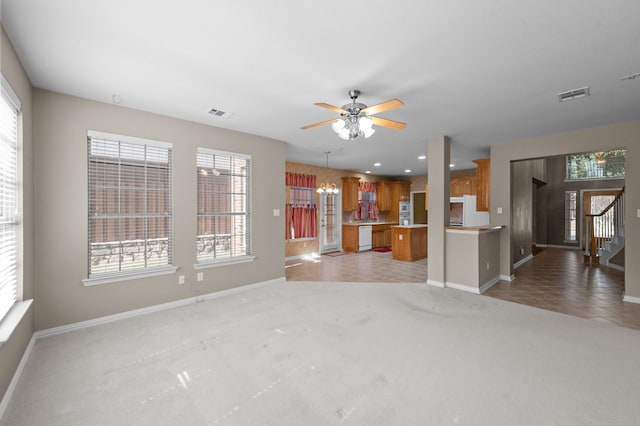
[330,90,375,140]
[317,151,339,194]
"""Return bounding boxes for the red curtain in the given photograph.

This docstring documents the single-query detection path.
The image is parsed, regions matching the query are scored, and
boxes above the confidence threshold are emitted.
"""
[286,204,317,239]
[359,181,376,192]
[286,172,317,188]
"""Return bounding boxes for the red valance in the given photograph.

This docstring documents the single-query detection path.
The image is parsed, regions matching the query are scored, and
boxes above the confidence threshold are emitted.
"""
[359,181,376,192]
[286,172,317,188]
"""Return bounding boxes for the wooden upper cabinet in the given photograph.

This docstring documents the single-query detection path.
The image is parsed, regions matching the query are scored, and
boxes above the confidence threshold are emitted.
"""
[376,181,392,211]
[397,181,410,201]
[341,177,360,211]
[425,184,429,210]
[450,176,475,197]
[473,158,490,211]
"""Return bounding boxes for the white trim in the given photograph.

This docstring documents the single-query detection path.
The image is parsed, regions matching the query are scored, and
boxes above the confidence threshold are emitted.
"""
[445,281,480,294]
[82,265,178,286]
[623,295,640,304]
[194,255,256,270]
[606,262,624,272]
[500,274,515,282]
[0,300,33,346]
[513,254,533,270]
[445,226,502,235]
[197,146,251,159]
[479,276,501,293]
[0,73,22,110]
[87,130,172,149]
[0,334,36,420]
[427,279,445,288]
[38,277,283,339]
[543,244,581,250]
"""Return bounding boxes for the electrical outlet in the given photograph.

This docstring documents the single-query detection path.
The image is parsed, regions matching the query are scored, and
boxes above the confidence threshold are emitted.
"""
[486,261,490,270]
[497,207,503,214]
[520,247,525,255]
[197,272,204,282]
[399,234,403,240]
[178,275,185,285]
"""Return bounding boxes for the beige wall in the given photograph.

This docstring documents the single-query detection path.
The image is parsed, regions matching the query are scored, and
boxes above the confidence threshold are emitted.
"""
[0,25,35,405]
[491,121,640,297]
[32,90,286,330]
[445,229,500,290]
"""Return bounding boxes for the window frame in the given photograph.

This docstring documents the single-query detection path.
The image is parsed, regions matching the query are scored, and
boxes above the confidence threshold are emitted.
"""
[565,150,626,181]
[82,130,176,286]
[195,147,254,269]
[0,73,22,324]
[563,190,578,243]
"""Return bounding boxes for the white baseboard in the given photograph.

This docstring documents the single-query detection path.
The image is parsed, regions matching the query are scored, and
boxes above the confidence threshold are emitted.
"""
[36,277,284,340]
[500,274,515,282]
[0,334,36,420]
[445,282,480,294]
[513,254,533,270]
[606,262,625,272]
[427,279,445,288]
[479,276,501,293]
[623,294,640,304]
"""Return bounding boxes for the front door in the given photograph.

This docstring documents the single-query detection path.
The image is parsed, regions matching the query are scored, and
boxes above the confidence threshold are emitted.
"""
[319,193,341,253]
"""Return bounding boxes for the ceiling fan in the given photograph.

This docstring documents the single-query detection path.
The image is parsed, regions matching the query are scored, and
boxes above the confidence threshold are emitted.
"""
[301,89,406,140]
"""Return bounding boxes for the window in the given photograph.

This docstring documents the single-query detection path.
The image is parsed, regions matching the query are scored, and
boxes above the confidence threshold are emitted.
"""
[566,149,626,180]
[196,148,252,265]
[86,131,173,283]
[0,75,21,321]
[564,191,577,242]
[287,187,316,240]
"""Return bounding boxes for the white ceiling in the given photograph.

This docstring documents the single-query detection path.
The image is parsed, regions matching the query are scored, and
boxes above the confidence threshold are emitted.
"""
[2,0,640,176]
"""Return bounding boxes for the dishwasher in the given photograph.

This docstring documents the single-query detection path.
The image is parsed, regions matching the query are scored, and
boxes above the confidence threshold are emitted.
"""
[358,225,373,252]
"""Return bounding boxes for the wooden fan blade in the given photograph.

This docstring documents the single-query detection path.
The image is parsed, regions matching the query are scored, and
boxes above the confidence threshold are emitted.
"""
[314,103,348,114]
[301,118,339,130]
[361,99,404,115]
[371,116,407,130]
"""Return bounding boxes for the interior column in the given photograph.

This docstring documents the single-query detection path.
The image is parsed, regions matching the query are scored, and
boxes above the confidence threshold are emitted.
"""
[427,136,450,287]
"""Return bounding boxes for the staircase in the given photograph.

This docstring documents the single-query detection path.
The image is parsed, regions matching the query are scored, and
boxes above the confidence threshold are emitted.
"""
[585,187,625,269]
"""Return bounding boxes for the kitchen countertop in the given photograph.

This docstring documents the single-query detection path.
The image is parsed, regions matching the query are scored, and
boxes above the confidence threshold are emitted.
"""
[391,224,428,229]
[343,222,399,226]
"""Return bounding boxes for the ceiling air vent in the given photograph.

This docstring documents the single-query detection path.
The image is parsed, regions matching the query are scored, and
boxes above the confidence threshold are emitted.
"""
[557,86,590,102]
[620,72,640,81]
[208,108,233,119]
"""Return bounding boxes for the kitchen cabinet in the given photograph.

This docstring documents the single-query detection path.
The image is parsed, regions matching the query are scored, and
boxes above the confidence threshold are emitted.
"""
[473,158,490,211]
[341,177,360,211]
[342,225,359,252]
[388,181,411,223]
[376,181,392,211]
[450,176,475,197]
[392,225,428,262]
[372,224,393,248]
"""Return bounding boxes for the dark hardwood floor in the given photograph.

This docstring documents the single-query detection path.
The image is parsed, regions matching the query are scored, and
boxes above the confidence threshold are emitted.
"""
[484,247,640,330]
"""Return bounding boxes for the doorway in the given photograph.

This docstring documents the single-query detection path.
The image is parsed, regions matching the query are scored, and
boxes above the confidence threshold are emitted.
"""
[411,191,427,224]
[319,192,341,253]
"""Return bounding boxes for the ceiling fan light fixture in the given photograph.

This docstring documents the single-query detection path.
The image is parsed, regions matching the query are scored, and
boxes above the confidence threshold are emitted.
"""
[338,127,350,140]
[331,119,345,133]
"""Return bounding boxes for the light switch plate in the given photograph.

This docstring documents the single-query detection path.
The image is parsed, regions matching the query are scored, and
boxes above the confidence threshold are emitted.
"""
[197,272,203,281]
[497,207,503,214]
[273,209,280,217]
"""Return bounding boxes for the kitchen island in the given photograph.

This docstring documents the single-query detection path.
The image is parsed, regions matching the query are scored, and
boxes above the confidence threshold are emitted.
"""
[391,224,428,261]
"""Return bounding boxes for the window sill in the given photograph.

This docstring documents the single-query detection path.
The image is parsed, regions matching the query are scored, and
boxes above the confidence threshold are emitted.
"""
[82,265,178,286]
[194,255,256,270]
[0,300,33,347]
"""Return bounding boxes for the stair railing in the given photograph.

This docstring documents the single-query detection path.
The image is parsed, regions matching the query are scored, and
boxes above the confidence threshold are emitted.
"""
[585,186,625,263]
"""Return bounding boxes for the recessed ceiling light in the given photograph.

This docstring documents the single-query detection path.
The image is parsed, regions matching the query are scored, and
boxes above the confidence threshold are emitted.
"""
[449,164,455,168]
[418,155,426,160]
[365,170,371,174]
[404,169,411,173]
[374,163,381,167]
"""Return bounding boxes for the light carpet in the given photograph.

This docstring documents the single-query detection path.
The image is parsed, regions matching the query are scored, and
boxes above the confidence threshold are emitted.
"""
[2,280,640,425]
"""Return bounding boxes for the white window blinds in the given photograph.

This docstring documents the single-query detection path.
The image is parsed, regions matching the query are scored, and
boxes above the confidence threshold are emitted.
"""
[87,131,173,278]
[0,75,21,321]
[196,147,251,263]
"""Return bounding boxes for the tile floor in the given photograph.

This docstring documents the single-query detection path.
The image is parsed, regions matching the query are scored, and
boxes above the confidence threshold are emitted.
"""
[286,248,640,330]
[285,250,427,283]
